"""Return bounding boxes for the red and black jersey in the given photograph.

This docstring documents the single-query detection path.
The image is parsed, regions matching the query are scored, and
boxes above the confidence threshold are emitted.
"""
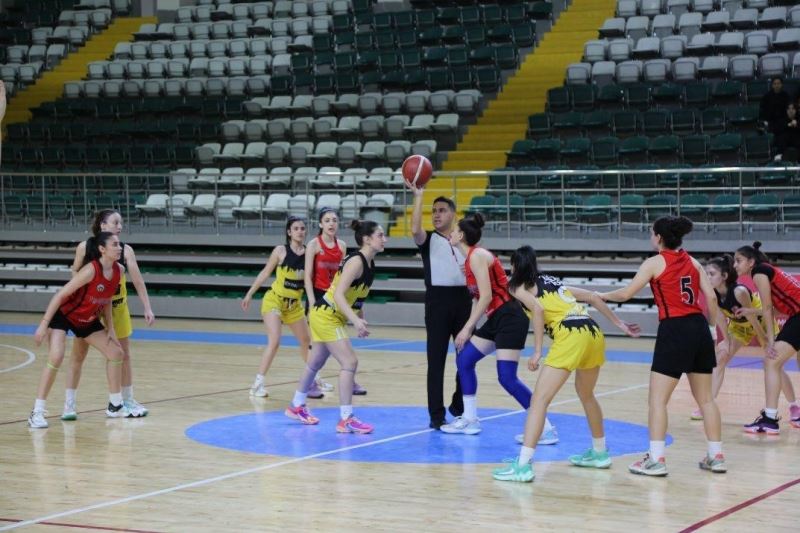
[753,263,800,317]
[465,247,511,317]
[313,235,343,291]
[650,249,703,321]
[60,260,121,326]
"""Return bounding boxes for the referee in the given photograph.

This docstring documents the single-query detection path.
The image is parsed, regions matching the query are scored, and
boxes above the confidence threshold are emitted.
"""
[410,185,472,429]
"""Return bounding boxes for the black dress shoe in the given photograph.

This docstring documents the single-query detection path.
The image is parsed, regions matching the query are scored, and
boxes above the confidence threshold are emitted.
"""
[429,419,446,430]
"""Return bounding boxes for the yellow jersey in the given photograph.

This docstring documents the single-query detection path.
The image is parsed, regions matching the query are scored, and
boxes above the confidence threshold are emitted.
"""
[318,252,374,321]
[270,245,305,300]
[535,274,596,338]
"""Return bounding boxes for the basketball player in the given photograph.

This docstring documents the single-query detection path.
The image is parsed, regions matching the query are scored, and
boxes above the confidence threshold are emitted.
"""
[242,216,312,398]
[439,214,556,440]
[600,216,726,476]
[286,220,386,433]
[691,255,798,421]
[29,232,128,428]
[408,184,470,429]
[61,210,154,420]
[304,207,363,396]
[735,242,800,433]
[492,246,640,482]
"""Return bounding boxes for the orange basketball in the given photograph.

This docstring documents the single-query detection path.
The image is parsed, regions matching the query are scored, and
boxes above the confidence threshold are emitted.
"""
[401,155,433,188]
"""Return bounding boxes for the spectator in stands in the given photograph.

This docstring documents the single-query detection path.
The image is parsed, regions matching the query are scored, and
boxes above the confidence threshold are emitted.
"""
[760,78,791,136]
[773,103,800,161]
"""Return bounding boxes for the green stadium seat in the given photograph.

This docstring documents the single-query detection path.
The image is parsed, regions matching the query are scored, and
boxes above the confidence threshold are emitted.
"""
[560,137,591,163]
[681,134,710,164]
[671,109,696,136]
[547,87,570,113]
[553,111,582,135]
[591,136,619,167]
[744,193,779,225]
[744,134,772,163]
[684,83,710,108]
[646,194,677,221]
[612,111,638,136]
[528,113,552,138]
[597,84,624,107]
[619,135,648,163]
[700,108,726,135]
[782,195,800,226]
[582,110,611,136]
[712,80,742,104]
[642,110,669,136]
[465,26,486,47]
[512,24,536,48]
[571,84,595,111]
[532,138,562,163]
[578,194,614,226]
[506,139,536,165]
[625,85,650,110]
[649,135,680,161]
[709,193,741,224]
[524,195,553,226]
[680,193,710,221]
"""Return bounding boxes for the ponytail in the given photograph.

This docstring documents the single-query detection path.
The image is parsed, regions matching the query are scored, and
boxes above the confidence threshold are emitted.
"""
[736,241,770,266]
[83,231,115,268]
[509,245,539,292]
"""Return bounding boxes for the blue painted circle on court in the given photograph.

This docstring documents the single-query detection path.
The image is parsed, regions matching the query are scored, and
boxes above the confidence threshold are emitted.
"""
[185,406,672,463]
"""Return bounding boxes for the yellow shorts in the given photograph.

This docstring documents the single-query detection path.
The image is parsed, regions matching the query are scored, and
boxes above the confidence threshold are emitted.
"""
[100,298,133,339]
[726,319,776,346]
[545,318,605,371]
[308,304,349,343]
[260,289,304,325]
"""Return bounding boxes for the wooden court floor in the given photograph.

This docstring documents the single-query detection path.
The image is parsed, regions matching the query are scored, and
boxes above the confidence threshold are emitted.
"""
[1,311,799,532]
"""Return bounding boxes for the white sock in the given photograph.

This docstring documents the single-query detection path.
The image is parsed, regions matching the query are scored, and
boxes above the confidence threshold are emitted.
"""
[543,417,554,433]
[765,408,778,419]
[340,405,353,420]
[463,395,477,420]
[292,391,307,408]
[109,393,122,406]
[649,440,666,460]
[707,441,722,457]
[518,445,535,464]
[34,399,46,412]
[254,374,264,384]
[592,437,607,453]
[65,389,76,404]
[121,385,133,401]
[790,400,799,408]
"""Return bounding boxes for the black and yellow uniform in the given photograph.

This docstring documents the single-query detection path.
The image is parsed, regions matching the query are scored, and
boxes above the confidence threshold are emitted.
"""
[107,242,132,338]
[716,285,772,346]
[309,252,374,342]
[536,274,605,370]
[261,246,306,324]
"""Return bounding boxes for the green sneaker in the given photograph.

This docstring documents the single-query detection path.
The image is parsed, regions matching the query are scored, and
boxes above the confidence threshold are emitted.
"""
[569,448,612,469]
[492,458,535,483]
[698,453,727,473]
[61,401,77,421]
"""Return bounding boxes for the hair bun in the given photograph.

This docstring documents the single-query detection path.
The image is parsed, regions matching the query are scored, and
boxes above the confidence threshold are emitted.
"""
[350,219,362,231]
[675,215,693,236]
[753,241,762,250]
[470,212,486,229]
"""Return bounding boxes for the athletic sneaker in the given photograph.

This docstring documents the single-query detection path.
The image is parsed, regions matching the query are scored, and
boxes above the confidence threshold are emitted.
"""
[28,410,48,429]
[789,404,800,429]
[569,448,612,469]
[61,401,77,421]
[307,382,324,399]
[352,382,367,396]
[699,453,727,473]
[514,427,560,446]
[284,404,319,425]
[492,458,535,483]
[105,402,131,419]
[123,400,147,418]
[316,379,334,392]
[440,416,482,435]
[628,453,668,477]
[743,410,780,435]
[250,382,268,398]
[336,415,373,434]
[690,408,703,421]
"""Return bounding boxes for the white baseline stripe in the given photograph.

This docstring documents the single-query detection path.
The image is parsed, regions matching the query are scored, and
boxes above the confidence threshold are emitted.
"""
[0,381,648,530]
[0,344,35,374]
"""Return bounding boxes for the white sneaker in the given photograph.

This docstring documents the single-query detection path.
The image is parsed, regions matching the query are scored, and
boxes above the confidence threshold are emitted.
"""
[515,427,560,446]
[28,410,48,428]
[123,399,148,418]
[440,416,481,435]
[106,403,131,418]
[316,379,334,392]
[250,382,269,398]
[61,401,77,421]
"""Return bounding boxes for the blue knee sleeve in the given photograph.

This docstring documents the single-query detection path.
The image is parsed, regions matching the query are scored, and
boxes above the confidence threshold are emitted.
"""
[497,360,532,409]
[456,341,486,396]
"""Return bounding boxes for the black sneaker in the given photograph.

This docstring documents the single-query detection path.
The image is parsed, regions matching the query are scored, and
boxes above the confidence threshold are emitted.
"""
[429,419,446,430]
[106,402,130,418]
[743,410,780,435]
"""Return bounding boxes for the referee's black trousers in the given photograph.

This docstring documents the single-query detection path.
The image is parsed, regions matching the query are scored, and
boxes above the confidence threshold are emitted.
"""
[425,286,472,423]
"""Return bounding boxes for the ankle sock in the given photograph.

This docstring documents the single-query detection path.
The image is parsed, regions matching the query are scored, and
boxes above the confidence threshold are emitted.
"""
[518,445,535,465]
[592,437,607,453]
[463,395,477,420]
[292,391,307,408]
[707,441,722,457]
[765,408,778,419]
[34,399,46,412]
[649,440,666,460]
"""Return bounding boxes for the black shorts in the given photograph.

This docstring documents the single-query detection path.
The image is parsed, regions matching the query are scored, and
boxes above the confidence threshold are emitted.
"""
[49,310,105,338]
[777,314,800,351]
[652,313,716,379]
[474,300,530,350]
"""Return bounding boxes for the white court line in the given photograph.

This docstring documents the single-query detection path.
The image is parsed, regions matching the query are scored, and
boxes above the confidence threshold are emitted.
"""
[356,339,420,350]
[0,381,648,531]
[0,344,35,374]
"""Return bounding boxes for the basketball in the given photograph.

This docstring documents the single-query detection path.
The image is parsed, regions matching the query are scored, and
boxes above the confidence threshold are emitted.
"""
[402,155,433,188]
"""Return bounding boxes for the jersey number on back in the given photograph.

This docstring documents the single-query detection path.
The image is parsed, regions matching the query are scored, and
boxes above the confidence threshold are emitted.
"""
[680,276,695,305]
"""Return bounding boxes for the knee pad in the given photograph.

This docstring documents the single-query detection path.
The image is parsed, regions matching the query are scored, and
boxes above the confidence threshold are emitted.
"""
[496,360,532,409]
[456,341,486,396]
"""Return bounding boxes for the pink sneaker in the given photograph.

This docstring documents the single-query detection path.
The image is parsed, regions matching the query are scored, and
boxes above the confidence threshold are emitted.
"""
[284,405,319,425]
[352,382,367,396]
[790,404,800,428]
[336,415,373,434]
